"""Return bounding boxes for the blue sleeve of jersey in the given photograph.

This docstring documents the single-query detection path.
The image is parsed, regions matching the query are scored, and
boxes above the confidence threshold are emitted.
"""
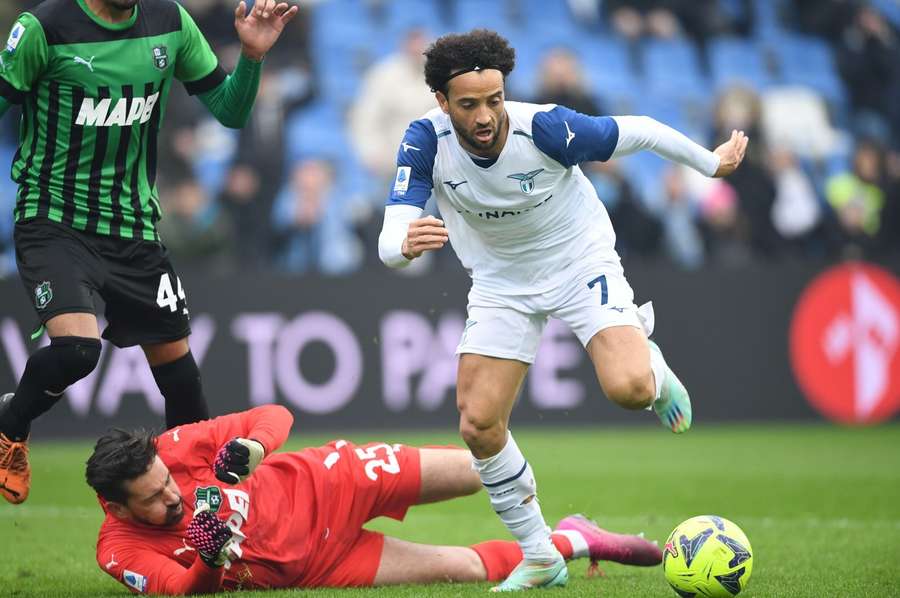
[532,105,620,167]
[387,118,437,209]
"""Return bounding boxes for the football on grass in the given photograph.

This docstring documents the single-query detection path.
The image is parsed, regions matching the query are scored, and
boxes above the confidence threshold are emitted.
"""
[663,515,753,597]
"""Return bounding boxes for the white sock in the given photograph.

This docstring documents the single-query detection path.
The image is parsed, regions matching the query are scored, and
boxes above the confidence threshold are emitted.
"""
[555,530,590,559]
[649,344,667,403]
[472,432,557,561]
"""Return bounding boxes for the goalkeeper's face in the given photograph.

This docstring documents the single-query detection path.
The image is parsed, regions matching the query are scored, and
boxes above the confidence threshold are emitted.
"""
[118,457,186,527]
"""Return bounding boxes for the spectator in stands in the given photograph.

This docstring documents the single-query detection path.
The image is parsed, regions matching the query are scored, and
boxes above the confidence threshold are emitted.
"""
[699,179,753,267]
[603,0,735,44]
[835,4,900,144]
[584,161,662,259]
[532,48,602,115]
[348,28,435,182]
[879,152,900,256]
[789,0,856,40]
[768,148,824,255]
[826,140,887,254]
[712,86,779,258]
[220,69,314,269]
[271,159,363,276]
[157,177,235,273]
[659,166,705,269]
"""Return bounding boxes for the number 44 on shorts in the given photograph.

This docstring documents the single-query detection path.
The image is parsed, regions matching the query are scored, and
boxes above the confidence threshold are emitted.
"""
[156,273,187,313]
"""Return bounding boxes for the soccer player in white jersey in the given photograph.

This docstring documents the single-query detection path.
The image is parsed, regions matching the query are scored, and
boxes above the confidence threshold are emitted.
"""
[378,30,748,591]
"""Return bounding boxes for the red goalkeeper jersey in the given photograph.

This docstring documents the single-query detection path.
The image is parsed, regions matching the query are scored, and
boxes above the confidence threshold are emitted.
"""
[96,405,417,594]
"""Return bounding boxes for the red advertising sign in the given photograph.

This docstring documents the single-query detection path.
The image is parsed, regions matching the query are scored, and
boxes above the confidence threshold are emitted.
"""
[790,263,900,424]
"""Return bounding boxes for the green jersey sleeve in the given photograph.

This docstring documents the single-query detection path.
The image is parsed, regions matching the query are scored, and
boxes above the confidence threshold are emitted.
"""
[175,4,224,91]
[0,13,48,105]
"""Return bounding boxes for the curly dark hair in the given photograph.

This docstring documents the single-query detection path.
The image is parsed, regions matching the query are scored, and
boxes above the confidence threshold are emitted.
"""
[85,428,158,504]
[424,29,516,94]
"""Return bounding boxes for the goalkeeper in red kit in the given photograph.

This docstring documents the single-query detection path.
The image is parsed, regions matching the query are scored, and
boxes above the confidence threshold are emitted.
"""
[86,406,661,594]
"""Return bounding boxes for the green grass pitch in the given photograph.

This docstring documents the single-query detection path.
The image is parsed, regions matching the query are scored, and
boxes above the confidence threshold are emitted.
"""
[2,423,899,597]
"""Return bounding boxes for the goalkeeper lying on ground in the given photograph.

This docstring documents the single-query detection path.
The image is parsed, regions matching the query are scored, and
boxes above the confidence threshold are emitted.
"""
[86,406,661,594]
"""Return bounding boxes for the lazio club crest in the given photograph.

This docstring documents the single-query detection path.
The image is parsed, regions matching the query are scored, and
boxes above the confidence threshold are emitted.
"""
[507,168,544,195]
[34,281,52,310]
[194,486,223,512]
[152,45,168,70]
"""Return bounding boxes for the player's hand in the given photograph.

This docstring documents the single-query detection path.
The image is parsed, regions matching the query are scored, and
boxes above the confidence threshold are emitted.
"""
[234,0,299,62]
[713,130,749,178]
[186,505,237,568]
[402,216,449,259]
[214,438,265,484]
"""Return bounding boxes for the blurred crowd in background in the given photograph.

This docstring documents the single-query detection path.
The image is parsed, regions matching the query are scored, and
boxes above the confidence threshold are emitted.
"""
[0,0,898,278]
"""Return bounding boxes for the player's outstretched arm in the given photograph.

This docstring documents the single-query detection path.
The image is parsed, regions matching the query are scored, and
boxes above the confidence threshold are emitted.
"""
[98,541,225,595]
[532,107,746,178]
[610,115,749,178]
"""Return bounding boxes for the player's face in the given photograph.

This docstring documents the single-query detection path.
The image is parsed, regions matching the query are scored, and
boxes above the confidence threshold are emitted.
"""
[120,457,185,527]
[438,69,508,157]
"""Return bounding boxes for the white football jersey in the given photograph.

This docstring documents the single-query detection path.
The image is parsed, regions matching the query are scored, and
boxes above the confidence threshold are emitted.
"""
[389,101,624,295]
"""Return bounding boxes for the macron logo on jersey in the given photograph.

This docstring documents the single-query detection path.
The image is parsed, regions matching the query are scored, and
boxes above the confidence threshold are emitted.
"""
[564,121,575,148]
[401,142,421,152]
[75,93,160,128]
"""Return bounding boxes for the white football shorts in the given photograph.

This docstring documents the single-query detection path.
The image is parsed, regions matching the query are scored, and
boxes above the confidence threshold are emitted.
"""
[457,264,654,364]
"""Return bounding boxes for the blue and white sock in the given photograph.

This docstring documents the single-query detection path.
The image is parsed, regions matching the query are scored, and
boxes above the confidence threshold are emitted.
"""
[473,432,557,561]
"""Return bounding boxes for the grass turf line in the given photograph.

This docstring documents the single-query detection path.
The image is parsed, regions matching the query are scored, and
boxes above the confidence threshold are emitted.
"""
[2,424,899,597]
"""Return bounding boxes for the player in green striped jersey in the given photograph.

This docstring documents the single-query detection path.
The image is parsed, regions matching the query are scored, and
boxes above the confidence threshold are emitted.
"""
[0,0,298,505]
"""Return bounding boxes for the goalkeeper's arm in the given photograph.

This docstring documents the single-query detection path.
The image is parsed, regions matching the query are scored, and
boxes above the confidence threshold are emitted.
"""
[100,544,224,595]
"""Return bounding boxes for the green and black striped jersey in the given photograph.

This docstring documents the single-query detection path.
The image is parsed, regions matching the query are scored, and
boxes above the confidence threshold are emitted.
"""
[0,0,227,241]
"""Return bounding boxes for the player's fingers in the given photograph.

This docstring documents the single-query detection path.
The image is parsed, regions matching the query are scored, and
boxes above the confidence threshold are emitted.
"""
[235,0,246,19]
[282,5,300,23]
[415,235,449,245]
[229,464,250,476]
[414,226,449,237]
[273,3,288,17]
[264,0,276,18]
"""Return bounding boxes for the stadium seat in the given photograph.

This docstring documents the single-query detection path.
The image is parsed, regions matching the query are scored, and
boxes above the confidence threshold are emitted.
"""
[752,0,789,40]
[379,0,447,37]
[580,37,642,107]
[642,39,711,103]
[286,102,350,163]
[708,36,774,91]
[870,0,900,28]
[453,0,516,36]
[769,33,847,107]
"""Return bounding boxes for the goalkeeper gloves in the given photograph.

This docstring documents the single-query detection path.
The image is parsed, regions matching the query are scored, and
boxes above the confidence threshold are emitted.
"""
[186,505,236,568]
[214,437,265,484]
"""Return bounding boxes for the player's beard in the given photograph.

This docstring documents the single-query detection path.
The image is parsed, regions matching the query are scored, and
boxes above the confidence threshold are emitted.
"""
[456,110,507,156]
[165,500,185,526]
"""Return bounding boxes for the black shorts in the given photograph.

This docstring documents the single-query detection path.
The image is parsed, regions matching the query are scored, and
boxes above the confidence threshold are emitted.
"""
[14,218,191,348]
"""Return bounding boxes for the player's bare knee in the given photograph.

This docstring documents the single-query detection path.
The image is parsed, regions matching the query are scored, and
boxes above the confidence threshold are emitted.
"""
[459,413,506,456]
[606,371,654,410]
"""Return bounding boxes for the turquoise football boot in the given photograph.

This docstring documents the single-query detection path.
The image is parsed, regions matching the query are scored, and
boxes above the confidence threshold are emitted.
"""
[649,340,692,433]
[490,553,568,592]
